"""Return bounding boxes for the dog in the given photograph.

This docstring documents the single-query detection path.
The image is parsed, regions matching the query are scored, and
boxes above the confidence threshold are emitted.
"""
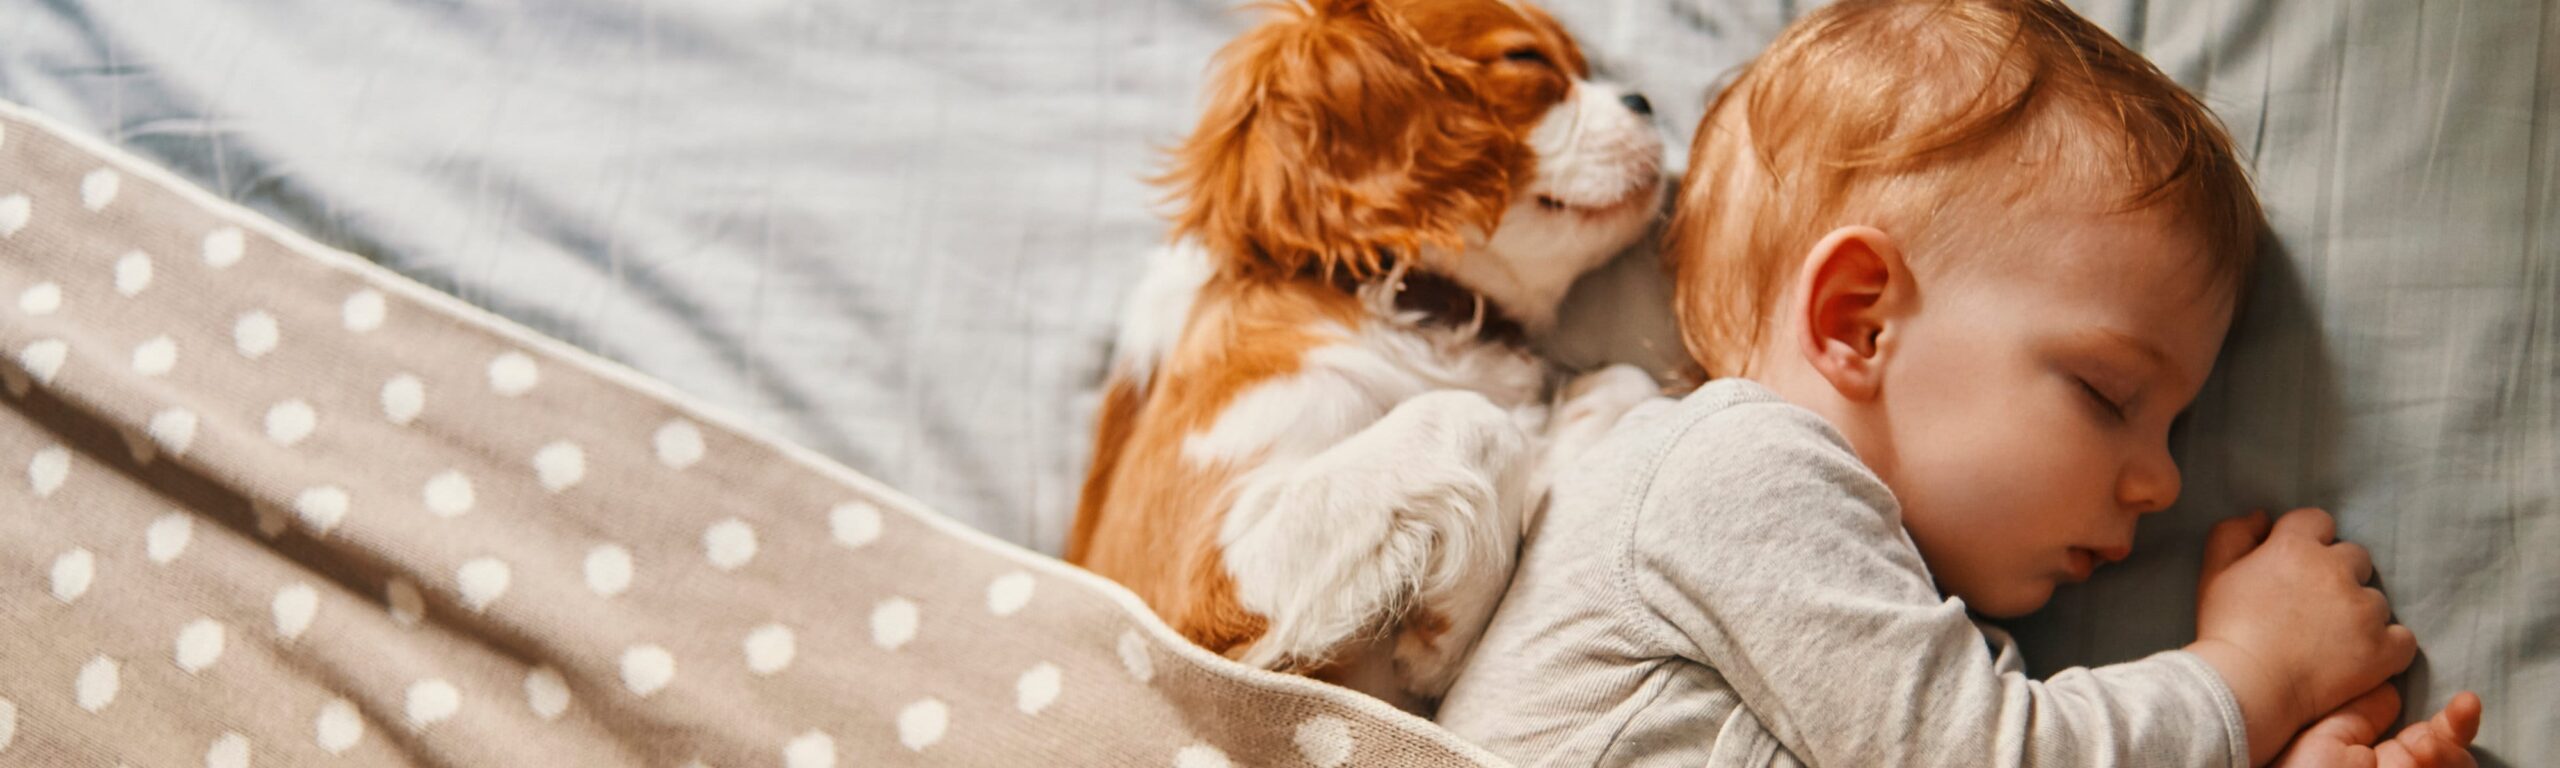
[1067,0,1666,709]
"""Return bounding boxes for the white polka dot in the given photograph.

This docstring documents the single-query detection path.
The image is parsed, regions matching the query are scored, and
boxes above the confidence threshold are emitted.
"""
[1016,663,1061,715]
[487,352,538,396]
[381,374,425,425]
[584,544,633,597]
[0,194,28,238]
[784,731,836,768]
[17,282,58,315]
[744,623,795,675]
[424,470,474,517]
[80,168,119,211]
[265,400,317,446]
[871,598,918,650]
[50,548,93,604]
[987,571,1035,616]
[131,335,176,376]
[524,666,571,721]
[830,501,882,549]
[28,445,67,498]
[251,500,288,539]
[174,618,226,674]
[11,343,57,394]
[115,251,152,297]
[387,578,425,628]
[620,645,675,696]
[148,408,197,457]
[342,289,386,332]
[315,697,364,754]
[203,227,245,268]
[1294,716,1354,768]
[1176,744,1231,768]
[1118,630,1154,683]
[405,679,460,729]
[533,441,584,492]
[703,519,757,571]
[75,655,118,712]
[273,583,318,640]
[654,420,705,469]
[896,698,947,752]
[234,311,279,359]
[16,338,66,389]
[146,514,192,564]
[456,557,510,612]
[0,696,14,752]
[204,731,250,768]
[294,486,349,535]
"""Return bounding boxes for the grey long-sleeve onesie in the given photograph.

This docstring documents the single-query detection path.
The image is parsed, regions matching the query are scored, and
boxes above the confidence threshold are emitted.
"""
[1436,378,2247,767]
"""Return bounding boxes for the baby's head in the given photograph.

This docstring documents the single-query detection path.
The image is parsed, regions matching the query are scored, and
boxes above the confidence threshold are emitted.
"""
[1666,0,2265,616]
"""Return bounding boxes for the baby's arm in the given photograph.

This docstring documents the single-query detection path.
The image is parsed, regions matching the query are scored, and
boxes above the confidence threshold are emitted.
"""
[1630,404,2252,766]
[2183,509,2426,766]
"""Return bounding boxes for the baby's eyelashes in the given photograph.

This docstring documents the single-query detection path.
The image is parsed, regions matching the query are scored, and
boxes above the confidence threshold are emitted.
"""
[2075,376,2129,420]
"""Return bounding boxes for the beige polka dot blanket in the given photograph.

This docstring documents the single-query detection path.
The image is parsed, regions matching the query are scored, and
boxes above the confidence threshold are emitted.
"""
[0,102,1500,766]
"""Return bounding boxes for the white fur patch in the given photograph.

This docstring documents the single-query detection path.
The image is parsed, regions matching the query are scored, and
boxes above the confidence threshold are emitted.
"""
[1450,78,1667,332]
[1111,242,1215,383]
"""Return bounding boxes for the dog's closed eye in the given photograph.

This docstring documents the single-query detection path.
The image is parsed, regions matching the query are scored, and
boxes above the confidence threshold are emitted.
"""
[1502,47,1553,67]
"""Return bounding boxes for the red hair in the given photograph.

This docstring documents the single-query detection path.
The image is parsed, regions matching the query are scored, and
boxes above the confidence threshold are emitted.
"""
[1666,0,2266,377]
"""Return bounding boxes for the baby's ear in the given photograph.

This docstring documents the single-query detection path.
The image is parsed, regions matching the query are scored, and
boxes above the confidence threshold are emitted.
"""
[1155,0,1527,280]
[1793,225,1902,401]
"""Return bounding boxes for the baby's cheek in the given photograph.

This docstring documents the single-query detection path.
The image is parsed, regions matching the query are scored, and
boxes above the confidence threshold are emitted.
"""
[1909,522,2044,617]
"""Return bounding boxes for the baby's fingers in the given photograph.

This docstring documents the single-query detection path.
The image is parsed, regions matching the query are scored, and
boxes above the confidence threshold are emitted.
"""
[2379,693,2483,768]
[2381,624,2420,671]
[2273,507,2338,544]
[2438,691,2483,744]
[2376,728,2473,768]
[2200,510,2272,582]
[2313,684,2401,745]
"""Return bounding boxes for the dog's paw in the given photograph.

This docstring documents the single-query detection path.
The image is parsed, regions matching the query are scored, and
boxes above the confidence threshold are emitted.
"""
[1221,389,1533,686]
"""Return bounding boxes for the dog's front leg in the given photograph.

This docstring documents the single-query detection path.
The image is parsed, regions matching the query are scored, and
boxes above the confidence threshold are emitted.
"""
[1217,389,1531,704]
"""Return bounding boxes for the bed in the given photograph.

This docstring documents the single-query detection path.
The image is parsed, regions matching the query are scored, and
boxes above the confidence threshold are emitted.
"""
[1,0,2550,763]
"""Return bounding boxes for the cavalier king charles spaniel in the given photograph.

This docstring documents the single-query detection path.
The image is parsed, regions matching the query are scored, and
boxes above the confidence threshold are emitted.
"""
[1069,0,1665,710]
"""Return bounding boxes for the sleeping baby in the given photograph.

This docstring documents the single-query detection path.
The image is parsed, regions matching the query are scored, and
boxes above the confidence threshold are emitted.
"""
[1435,0,2484,765]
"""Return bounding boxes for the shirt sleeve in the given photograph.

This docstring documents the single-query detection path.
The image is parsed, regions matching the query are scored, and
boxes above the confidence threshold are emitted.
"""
[1609,399,2249,768]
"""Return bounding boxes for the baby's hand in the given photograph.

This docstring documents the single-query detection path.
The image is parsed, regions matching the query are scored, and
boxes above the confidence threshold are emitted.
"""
[2275,686,2482,768]
[2186,508,2419,766]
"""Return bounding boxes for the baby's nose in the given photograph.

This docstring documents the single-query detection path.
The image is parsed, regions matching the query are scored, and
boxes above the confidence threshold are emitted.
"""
[2120,453,2183,515]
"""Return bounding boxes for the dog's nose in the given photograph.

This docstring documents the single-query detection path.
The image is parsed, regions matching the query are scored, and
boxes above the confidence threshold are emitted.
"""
[1620,93,1654,116]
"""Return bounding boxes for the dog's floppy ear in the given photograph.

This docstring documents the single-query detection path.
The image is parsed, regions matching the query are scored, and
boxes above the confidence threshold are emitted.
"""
[1159,0,1527,280]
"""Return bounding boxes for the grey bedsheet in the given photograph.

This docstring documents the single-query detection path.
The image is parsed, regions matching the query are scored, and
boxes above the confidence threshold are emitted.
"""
[2,0,2549,760]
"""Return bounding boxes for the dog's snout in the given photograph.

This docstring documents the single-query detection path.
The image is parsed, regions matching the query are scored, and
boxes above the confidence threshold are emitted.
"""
[1619,93,1654,117]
